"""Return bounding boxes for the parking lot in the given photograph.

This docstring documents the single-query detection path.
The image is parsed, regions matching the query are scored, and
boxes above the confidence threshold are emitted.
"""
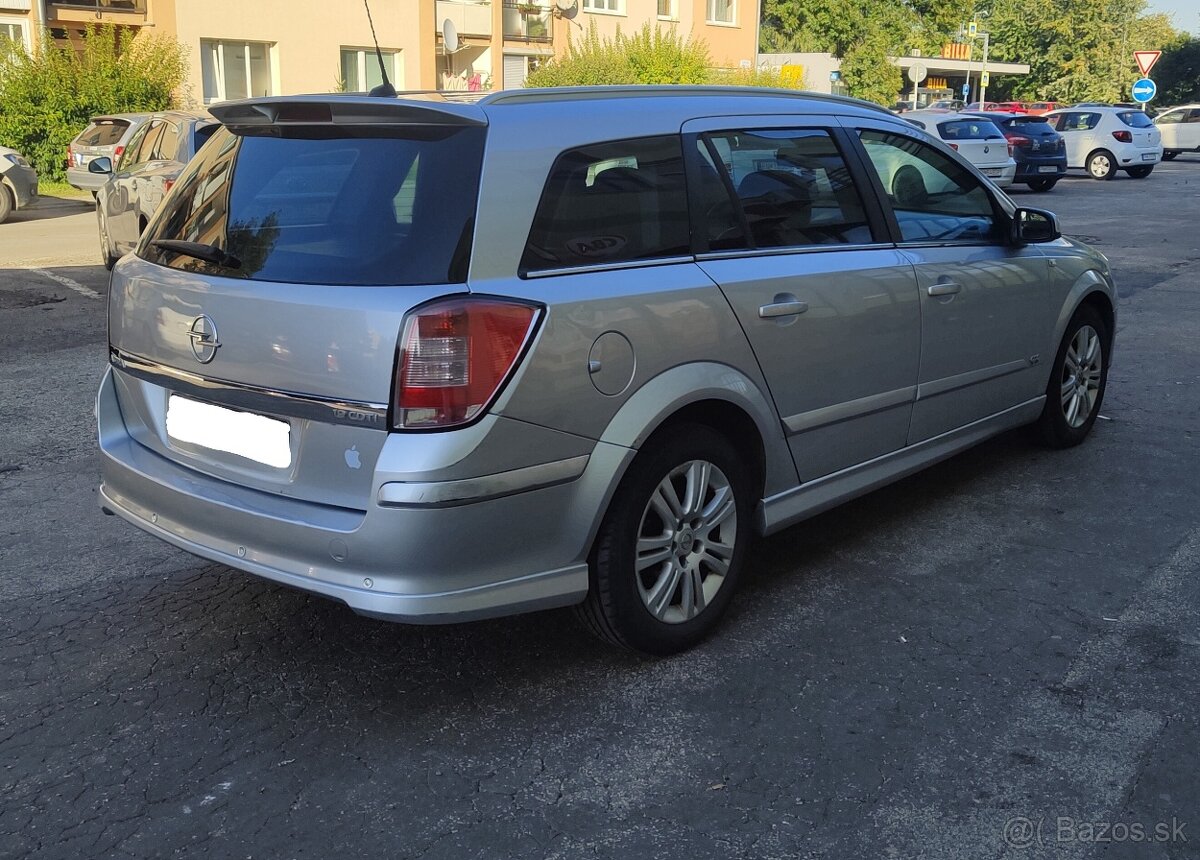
[2,159,1199,858]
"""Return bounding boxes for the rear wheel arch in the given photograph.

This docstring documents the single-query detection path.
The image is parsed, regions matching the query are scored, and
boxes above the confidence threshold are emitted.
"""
[643,399,767,504]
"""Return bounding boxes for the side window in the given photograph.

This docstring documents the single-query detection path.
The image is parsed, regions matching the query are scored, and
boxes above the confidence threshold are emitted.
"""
[522,135,689,272]
[153,122,181,161]
[858,130,998,244]
[1156,110,1183,125]
[697,128,873,251]
[128,121,164,169]
[118,123,152,171]
[1187,110,1200,123]
[1082,112,1102,130]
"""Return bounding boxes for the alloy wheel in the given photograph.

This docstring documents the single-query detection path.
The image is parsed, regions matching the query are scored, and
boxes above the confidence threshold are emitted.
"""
[1060,324,1103,428]
[635,459,737,624]
[1089,154,1112,178]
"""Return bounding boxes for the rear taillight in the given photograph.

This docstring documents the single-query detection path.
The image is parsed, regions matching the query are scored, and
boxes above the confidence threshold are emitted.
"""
[163,178,175,194]
[1005,134,1032,148]
[65,147,72,168]
[114,145,125,158]
[948,143,959,151]
[393,298,541,429]
[1112,130,1133,143]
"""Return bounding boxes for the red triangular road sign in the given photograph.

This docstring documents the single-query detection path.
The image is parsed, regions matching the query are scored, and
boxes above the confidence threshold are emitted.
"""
[1134,51,1162,76]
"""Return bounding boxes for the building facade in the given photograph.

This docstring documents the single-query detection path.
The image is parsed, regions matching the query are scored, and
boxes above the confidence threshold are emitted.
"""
[2,1,759,102]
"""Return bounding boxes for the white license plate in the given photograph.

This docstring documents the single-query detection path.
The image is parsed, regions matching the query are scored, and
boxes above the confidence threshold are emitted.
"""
[1039,165,1059,173]
[984,168,1003,177]
[166,395,291,468]
[1142,153,1156,162]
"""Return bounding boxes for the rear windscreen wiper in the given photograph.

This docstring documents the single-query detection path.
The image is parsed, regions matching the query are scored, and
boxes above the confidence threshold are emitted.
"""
[151,239,241,269]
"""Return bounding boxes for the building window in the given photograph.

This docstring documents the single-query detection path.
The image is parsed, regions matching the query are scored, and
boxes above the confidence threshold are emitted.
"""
[582,0,623,13]
[657,0,676,18]
[0,18,28,50]
[341,47,402,92]
[706,0,735,24]
[200,39,274,104]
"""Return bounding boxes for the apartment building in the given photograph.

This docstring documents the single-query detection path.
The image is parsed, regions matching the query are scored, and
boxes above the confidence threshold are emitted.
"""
[2,0,759,100]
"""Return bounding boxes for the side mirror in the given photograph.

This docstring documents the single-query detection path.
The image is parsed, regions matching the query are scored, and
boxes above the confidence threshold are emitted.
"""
[88,156,113,175]
[1011,206,1061,245]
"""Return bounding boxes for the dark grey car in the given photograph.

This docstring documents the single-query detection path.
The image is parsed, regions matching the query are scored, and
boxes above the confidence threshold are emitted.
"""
[98,88,1117,654]
[91,110,218,269]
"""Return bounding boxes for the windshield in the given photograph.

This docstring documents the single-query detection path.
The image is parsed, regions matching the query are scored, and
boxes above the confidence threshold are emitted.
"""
[139,125,485,286]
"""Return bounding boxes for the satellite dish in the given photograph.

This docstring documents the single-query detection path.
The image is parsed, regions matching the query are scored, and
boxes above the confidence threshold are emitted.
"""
[441,18,459,54]
[555,0,576,10]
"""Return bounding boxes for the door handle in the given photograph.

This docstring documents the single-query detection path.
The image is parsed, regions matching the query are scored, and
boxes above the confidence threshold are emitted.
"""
[927,282,962,297]
[758,300,809,318]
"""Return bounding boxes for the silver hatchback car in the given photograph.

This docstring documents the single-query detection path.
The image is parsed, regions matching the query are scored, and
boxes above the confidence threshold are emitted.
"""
[99,87,1116,654]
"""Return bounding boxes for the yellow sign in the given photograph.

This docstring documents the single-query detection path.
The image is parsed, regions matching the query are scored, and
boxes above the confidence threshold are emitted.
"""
[981,71,991,86]
[780,64,805,88]
[968,21,978,38]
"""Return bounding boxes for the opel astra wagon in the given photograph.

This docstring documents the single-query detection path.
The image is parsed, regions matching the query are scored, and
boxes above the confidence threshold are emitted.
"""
[98,87,1116,654]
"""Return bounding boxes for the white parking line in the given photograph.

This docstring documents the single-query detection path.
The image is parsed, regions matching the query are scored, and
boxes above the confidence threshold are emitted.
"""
[26,267,102,300]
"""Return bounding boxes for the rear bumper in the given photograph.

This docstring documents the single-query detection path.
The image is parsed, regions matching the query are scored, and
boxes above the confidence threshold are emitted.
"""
[981,163,1017,187]
[1014,156,1067,181]
[66,166,107,192]
[97,367,630,623]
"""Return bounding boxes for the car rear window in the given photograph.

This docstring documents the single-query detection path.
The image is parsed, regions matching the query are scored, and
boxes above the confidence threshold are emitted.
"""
[75,120,129,147]
[1118,111,1155,128]
[1006,116,1053,130]
[938,119,1005,140]
[138,125,485,286]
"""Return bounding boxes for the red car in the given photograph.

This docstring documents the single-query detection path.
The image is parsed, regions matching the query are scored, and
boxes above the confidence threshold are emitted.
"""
[1025,101,1063,115]
[965,101,1031,114]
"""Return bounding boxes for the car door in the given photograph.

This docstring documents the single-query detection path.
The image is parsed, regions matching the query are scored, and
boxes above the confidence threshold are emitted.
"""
[108,120,165,253]
[1155,108,1185,149]
[1183,109,1200,149]
[136,120,182,221]
[850,121,1052,443]
[682,116,922,481]
[1053,111,1100,168]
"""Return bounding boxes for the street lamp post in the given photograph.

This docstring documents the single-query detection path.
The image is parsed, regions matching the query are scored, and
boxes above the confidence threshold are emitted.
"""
[979,30,990,106]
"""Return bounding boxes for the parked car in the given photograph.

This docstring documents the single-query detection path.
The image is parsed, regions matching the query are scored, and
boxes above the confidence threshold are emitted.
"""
[65,114,149,196]
[0,145,38,224]
[928,99,965,111]
[964,111,1067,191]
[1044,106,1163,179]
[1153,104,1200,160]
[90,110,218,269]
[963,101,1004,112]
[1025,101,1063,116]
[902,111,1017,186]
[98,88,1116,654]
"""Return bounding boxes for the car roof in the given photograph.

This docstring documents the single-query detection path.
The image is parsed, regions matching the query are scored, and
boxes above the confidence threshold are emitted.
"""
[87,113,151,123]
[144,109,216,122]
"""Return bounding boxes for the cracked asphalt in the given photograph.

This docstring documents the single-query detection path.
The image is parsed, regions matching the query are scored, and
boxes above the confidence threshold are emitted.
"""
[2,161,1200,859]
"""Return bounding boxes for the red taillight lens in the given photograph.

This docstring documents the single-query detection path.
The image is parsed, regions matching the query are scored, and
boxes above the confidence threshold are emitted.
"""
[1005,134,1032,148]
[114,145,125,157]
[1112,130,1133,143]
[163,178,175,194]
[394,298,540,429]
[948,143,959,151]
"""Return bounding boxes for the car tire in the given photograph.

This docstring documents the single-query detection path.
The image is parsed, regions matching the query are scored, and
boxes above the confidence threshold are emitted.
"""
[1162,151,1178,161]
[1086,150,1118,180]
[1026,178,1058,192]
[1035,304,1109,449]
[0,186,12,224]
[576,423,753,655]
[97,206,118,271]
[1125,165,1154,178]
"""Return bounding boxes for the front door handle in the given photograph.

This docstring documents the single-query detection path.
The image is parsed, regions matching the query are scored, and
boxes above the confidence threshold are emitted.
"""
[927,282,963,297]
[759,300,809,318]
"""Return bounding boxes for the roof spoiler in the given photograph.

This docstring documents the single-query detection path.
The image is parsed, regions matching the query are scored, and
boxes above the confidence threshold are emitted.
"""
[208,95,487,128]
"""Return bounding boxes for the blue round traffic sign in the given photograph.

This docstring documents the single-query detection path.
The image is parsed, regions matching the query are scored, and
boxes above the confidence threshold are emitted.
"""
[1131,77,1157,103]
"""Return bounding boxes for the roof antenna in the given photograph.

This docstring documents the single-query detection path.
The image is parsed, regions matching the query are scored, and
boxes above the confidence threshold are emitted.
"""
[363,0,397,97]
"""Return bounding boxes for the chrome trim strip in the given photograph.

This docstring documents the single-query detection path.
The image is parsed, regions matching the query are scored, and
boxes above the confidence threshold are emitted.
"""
[696,242,896,262]
[522,256,694,279]
[917,359,1029,400]
[783,386,916,435]
[377,455,591,508]
[109,348,389,428]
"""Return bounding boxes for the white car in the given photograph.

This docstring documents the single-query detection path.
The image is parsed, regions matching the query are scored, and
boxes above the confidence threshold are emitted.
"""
[1044,106,1162,179]
[901,111,1017,187]
[1153,104,1200,161]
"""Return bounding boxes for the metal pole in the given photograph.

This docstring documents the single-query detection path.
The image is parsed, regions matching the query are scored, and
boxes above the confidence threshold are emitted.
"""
[979,32,990,106]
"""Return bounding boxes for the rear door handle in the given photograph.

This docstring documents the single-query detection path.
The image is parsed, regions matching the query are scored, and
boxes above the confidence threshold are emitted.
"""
[927,282,962,297]
[758,300,809,318]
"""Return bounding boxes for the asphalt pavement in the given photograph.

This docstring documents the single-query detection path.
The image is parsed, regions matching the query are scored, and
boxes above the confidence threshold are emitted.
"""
[2,161,1200,859]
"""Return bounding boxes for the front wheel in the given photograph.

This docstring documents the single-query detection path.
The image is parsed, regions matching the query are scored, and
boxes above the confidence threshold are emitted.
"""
[1125,165,1154,178]
[0,187,12,224]
[1087,150,1117,180]
[1162,151,1178,161]
[1035,305,1109,448]
[1026,178,1058,192]
[576,424,753,655]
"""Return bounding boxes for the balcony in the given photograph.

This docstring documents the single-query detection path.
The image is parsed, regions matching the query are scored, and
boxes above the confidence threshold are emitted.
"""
[503,2,551,42]
[50,0,147,12]
[436,0,493,39]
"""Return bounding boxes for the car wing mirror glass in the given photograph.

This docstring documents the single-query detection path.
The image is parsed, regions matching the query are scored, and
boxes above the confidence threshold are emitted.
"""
[1012,206,1061,244]
[88,156,113,175]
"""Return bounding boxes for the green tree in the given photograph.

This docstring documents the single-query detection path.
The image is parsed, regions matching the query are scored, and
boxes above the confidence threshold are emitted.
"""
[1156,36,1200,103]
[841,25,905,105]
[0,24,187,181]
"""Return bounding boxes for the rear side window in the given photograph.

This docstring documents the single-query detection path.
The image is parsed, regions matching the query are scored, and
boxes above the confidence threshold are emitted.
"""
[697,128,873,250]
[1118,111,1154,128]
[938,119,1004,140]
[139,125,485,286]
[75,120,129,147]
[522,135,689,272]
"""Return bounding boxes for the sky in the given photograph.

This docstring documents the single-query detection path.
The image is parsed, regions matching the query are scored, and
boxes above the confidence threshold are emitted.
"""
[1148,0,1198,34]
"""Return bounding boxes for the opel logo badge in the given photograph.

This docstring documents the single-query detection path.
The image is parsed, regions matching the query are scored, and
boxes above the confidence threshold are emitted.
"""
[187,314,221,363]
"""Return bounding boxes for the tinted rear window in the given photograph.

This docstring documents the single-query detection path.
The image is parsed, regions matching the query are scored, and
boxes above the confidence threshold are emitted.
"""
[938,119,1004,140]
[1118,111,1155,128]
[76,120,129,147]
[139,125,484,286]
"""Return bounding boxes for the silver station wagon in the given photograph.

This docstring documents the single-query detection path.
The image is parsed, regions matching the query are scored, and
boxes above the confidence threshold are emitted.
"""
[98,87,1116,654]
